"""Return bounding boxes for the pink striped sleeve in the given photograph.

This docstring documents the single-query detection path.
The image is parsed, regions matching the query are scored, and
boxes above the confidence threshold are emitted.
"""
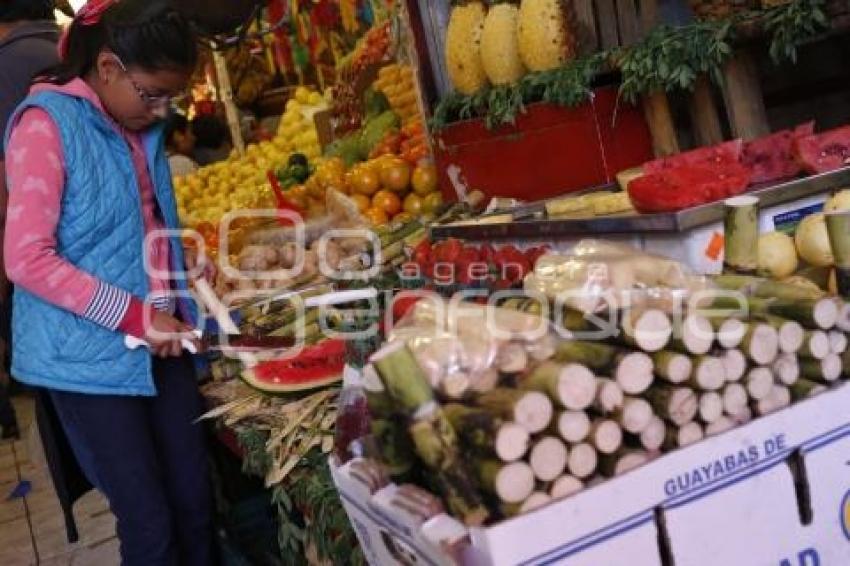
[4,108,143,335]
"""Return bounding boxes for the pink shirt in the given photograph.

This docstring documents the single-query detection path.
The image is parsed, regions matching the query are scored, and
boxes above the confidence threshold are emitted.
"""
[4,79,173,337]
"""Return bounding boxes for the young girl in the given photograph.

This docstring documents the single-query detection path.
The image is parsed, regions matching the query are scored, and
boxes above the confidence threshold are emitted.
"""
[3,1,213,564]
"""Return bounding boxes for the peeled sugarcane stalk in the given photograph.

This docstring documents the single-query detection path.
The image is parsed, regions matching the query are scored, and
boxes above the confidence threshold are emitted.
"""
[699,392,724,424]
[745,367,775,401]
[653,351,693,384]
[477,388,554,434]
[529,436,569,482]
[829,330,848,354]
[550,475,584,500]
[599,449,652,478]
[825,210,850,297]
[621,309,673,352]
[556,410,591,443]
[443,404,530,462]
[409,410,489,526]
[772,353,800,386]
[712,275,826,301]
[721,349,747,382]
[470,368,500,394]
[758,316,804,354]
[722,383,748,416]
[588,420,624,455]
[497,343,529,374]
[645,385,698,426]
[567,442,598,479]
[594,378,625,413]
[665,422,704,449]
[363,364,394,418]
[799,354,842,383]
[715,318,746,349]
[670,314,714,355]
[723,195,759,275]
[688,356,726,391]
[754,385,791,416]
[613,351,655,395]
[522,362,597,411]
[766,298,839,331]
[741,323,780,366]
[476,460,535,505]
[441,371,471,400]
[372,342,435,414]
[799,330,830,360]
[639,416,666,452]
[790,378,828,401]
[553,340,618,370]
[615,396,654,434]
[705,415,736,436]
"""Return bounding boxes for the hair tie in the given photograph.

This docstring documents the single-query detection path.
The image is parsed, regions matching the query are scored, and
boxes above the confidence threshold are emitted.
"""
[58,0,118,59]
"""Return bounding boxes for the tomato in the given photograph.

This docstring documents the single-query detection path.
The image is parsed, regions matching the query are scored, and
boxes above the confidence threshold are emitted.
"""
[412,239,431,265]
[411,162,438,196]
[433,239,463,263]
[794,125,850,174]
[422,192,444,213]
[392,295,421,323]
[350,194,371,213]
[379,157,412,193]
[372,190,402,216]
[349,166,381,196]
[743,122,813,184]
[194,221,217,241]
[363,207,389,226]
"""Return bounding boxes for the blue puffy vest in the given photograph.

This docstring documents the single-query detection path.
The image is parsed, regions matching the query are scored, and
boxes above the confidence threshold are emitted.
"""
[4,90,193,396]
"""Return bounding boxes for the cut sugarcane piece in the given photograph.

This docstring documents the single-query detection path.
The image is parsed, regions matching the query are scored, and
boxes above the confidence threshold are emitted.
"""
[688,356,726,391]
[759,316,804,354]
[615,396,654,434]
[497,342,529,374]
[712,275,825,301]
[594,378,624,414]
[665,422,704,449]
[600,449,652,477]
[614,351,655,395]
[553,340,618,370]
[767,298,839,330]
[372,342,435,415]
[520,492,553,515]
[723,195,760,275]
[645,385,698,426]
[443,404,530,462]
[799,330,830,360]
[588,420,623,455]
[755,385,791,416]
[745,367,774,400]
[790,378,828,400]
[556,410,591,443]
[716,318,746,349]
[722,383,748,415]
[529,436,569,482]
[671,314,714,355]
[441,371,471,400]
[477,388,554,434]
[741,323,780,366]
[469,368,499,394]
[800,354,842,382]
[699,392,724,424]
[549,475,584,500]
[477,460,535,504]
[772,353,800,386]
[829,330,848,354]
[705,416,736,436]
[622,309,673,352]
[566,442,598,479]
[826,211,850,296]
[527,334,557,361]
[728,405,753,425]
[836,302,850,332]
[653,351,693,384]
[522,362,597,411]
[639,416,666,452]
[721,349,747,382]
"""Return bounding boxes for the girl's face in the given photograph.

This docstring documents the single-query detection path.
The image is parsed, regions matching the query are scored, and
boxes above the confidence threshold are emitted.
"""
[94,51,191,132]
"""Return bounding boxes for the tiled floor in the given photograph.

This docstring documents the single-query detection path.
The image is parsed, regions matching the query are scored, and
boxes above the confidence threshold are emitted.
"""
[0,395,119,565]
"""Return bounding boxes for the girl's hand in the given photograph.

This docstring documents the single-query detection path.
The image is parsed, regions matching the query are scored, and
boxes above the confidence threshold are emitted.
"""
[145,311,199,358]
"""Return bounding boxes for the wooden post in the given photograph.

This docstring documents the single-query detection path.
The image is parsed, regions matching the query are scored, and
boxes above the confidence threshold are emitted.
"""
[638,0,679,156]
[572,0,599,55]
[595,0,621,50]
[689,75,724,146]
[721,50,770,140]
[212,49,245,156]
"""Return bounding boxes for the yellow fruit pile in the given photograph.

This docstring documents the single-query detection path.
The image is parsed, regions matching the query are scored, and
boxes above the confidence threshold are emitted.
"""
[276,86,329,160]
[373,64,420,125]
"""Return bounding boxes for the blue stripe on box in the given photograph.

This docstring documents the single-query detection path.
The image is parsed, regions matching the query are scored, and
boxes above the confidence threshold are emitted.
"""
[83,281,130,330]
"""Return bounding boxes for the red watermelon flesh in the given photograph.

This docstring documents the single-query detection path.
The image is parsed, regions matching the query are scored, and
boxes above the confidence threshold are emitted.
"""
[794,125,850,174]
[627,162,751,213]
[742,122,814,184]
[642,139,744,175]
[242,339,346,393]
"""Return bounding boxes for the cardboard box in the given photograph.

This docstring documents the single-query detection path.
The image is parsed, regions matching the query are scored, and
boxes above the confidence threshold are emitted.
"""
[332,383,850,565]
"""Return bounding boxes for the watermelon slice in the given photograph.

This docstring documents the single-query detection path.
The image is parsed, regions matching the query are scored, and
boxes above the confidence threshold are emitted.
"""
[241,339,346,393]
[794,125,850,174]
[642,140,744,175]
[627,162,751,213]
[742,122,814,184]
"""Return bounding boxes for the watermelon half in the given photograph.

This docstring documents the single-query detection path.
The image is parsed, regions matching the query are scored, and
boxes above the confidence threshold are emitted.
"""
[794,125,850,174]
[742,122,814,184]
[642,139,744,175]
[241,339,346,393]
[627,162,751,213]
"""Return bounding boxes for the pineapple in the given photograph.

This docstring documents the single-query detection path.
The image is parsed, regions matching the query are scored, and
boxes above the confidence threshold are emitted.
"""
[445,1,489,95]
[516,0,574,72]
[480,2,526,86]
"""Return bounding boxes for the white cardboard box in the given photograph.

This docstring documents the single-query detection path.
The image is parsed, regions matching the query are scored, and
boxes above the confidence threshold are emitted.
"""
[331,383,850,566]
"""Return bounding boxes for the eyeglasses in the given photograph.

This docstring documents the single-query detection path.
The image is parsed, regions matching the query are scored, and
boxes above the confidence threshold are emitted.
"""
[111,54,186,110]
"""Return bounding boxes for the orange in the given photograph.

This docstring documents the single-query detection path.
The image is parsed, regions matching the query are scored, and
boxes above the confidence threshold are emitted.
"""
[305,175,325,199]
[323,157,346,177]
[350,166,381,196]
[411,162,438,196]
[288,184,308,200]
[379,157,412,193]
[372,190,402,216]
[363,207,389,226]
[351,194,371,213]
[403,193,423,215]
[423,191,444,213]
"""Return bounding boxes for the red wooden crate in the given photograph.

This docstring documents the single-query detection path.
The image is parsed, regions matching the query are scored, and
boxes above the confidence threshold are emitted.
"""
[433,86,653,201]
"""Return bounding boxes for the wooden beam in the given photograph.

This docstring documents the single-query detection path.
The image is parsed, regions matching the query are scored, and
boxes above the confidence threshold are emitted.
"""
[572,0,599,55]
[689,75,724,146]
[596,0,621,49]
[643,91,680,156]
[721,50,770,140]
[616,0,641,46]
